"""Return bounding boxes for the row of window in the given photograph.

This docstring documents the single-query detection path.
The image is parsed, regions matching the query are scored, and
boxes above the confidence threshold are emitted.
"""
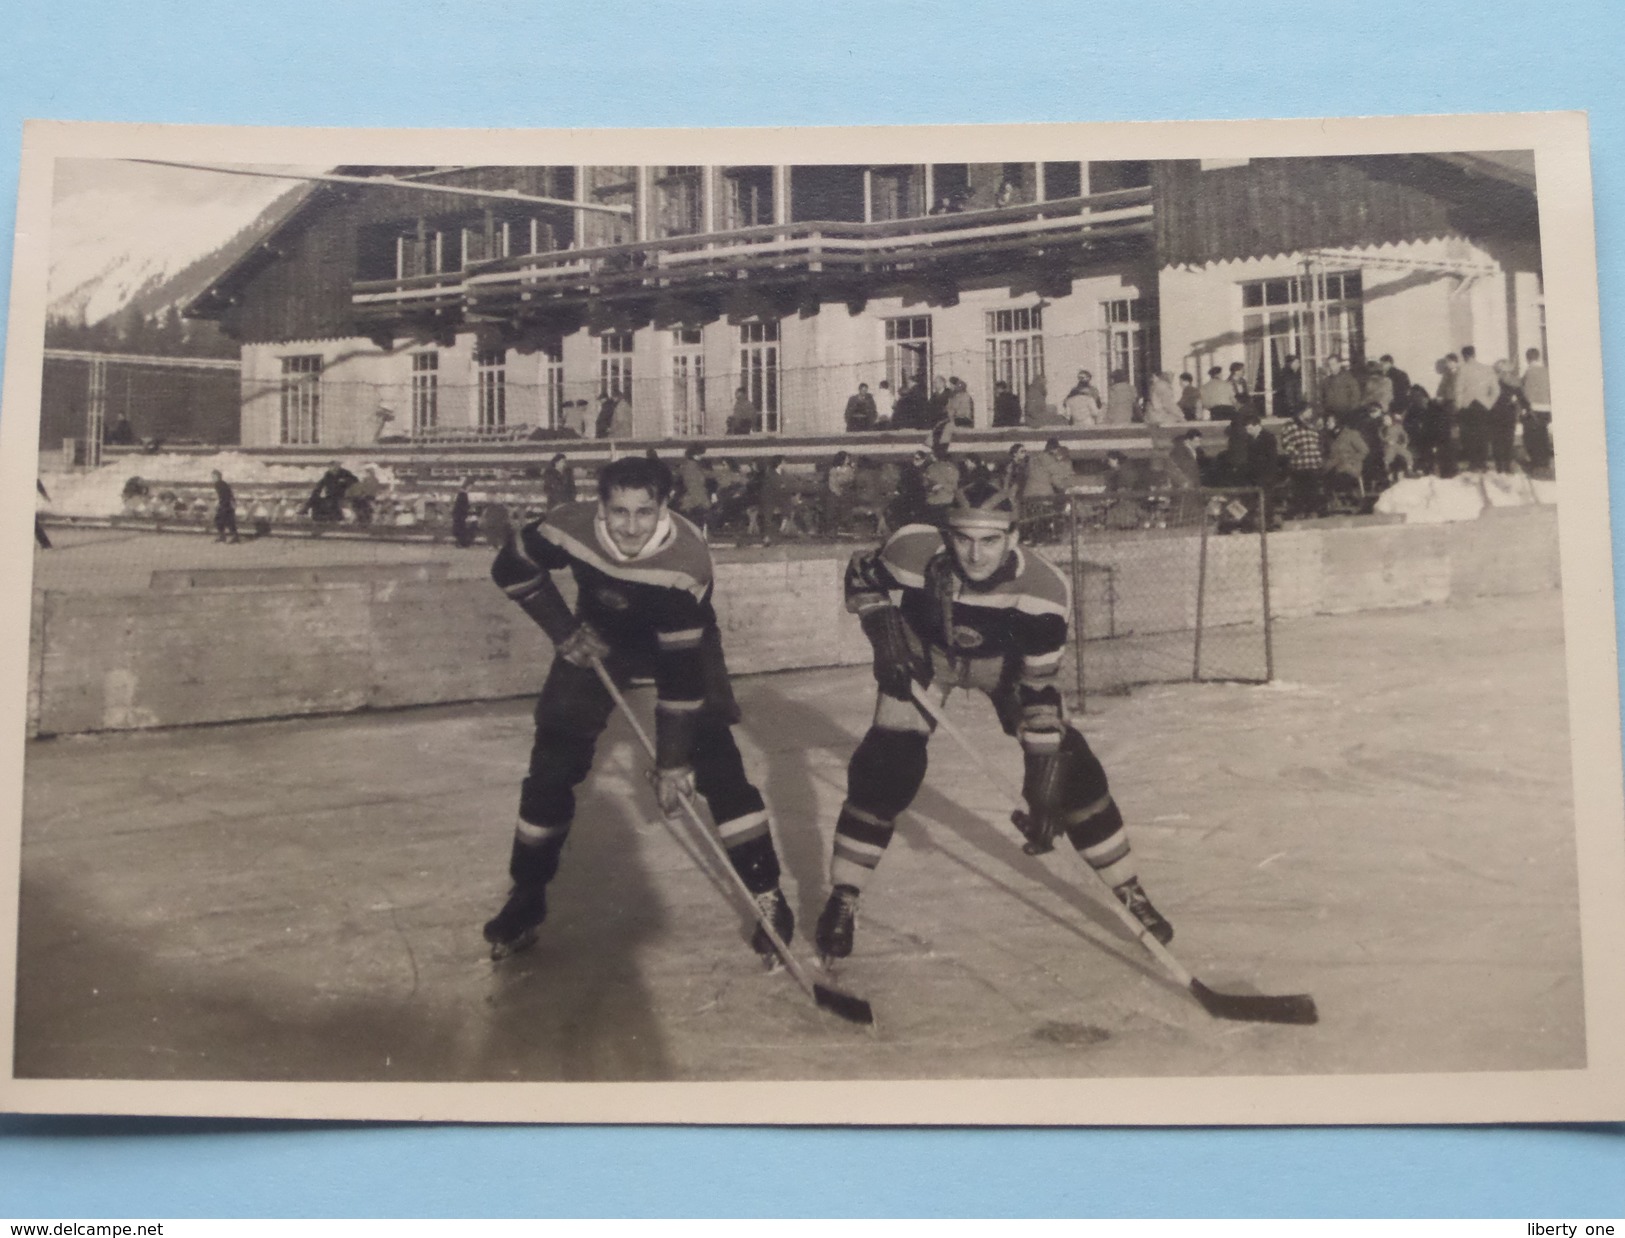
[276,300,1152,444]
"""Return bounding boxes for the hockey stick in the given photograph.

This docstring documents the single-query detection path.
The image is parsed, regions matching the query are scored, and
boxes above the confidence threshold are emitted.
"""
[909,682,1318,1026]
[590,659,875,1028]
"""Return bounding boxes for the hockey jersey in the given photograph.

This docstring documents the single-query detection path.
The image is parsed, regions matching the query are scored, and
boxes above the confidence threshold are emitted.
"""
[493,500,719,714]
[846,523,1070,699]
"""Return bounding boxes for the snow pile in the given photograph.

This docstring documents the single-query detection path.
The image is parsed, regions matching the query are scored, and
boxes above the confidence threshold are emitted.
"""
[41,452,402,519]
[1372,473,1553,524]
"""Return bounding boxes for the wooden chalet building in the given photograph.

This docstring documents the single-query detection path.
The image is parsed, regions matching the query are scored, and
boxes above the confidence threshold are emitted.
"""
[186,154,1541,449]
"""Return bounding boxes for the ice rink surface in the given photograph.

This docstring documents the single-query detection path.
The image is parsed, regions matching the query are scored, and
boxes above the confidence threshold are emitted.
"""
[14,587,1580,1084]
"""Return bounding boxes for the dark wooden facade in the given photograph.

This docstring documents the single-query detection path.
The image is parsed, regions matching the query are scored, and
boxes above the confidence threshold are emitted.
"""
[1152,155,1539,268]
[191,167,577,346]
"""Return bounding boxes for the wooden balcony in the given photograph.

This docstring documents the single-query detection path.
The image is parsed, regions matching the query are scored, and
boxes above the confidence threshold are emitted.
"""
[351,187,1153,330]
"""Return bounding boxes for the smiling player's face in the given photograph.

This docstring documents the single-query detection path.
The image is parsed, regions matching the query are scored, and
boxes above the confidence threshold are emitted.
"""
[601,485,664,556]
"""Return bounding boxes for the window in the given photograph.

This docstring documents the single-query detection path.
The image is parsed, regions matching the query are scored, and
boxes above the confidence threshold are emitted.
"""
[410,353,438,433]
[656,167,706,238]
[542,342,565,431]
[1101,298,1151,393]
[739,321,781,433]
[599,332,634,399]
[397,228,449,279]
[668,328,706,437]
[885,316,934,395]
[476,348,507,429]
[869,166,925,222]
[723,167,774,229]
[985,306,1044,402]
[279,355,321,444]
[1240,270,1364,410]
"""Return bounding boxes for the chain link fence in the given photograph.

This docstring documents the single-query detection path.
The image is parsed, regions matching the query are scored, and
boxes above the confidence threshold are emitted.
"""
[1022,488,1273,711]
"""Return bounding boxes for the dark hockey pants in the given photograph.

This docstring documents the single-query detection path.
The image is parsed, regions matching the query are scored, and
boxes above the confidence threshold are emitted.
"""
[508,655,780,895]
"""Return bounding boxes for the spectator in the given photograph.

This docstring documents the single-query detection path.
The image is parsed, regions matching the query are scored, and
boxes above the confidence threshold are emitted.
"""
[1278,408,1326,519]
[824,449,857,534]
[1361,360,1394,416]
[1489,359,1529,475]
[758,456,792,546]
[1144,371,1183,426]
[1228,361,1252,416]
[674,444,712,528]
[1062,370,1104,425]
[451,477,476,548]
[892,379,930,430]
[1324,414,1371,511]
[1104,372,1138,425]
[922,442,962,525]
[1378,354,1410,413]
[892,448,932,529]
[927,376,952,428]
[1402,385,1437,476]
[1022,371,1050,426]
[1521,348,1553,470]
[1164,429,1206,523]
[610,388,635,439]
[209,469,240,544]
[846,456,890,538]
[1320,355,1364,423]
[1001,442,1031,507]
[349,466,381,526]
[1434,354,1462,479]
[1355,403,1389,496]
[1455,345,1499,473]
[1020,437,1074,541]
[1235,414,1281,530]
[727,386,756,435]
[1200,366,1236,421]
[844,382,878,433]
[1177,372,1204,421]
[301,462,358,523]
[594,388,619,439]
[945,376,975,428]
[991,380,1024,427]
[106,413,136,446]
[874,380,896,429]
[1378,411,1413,483]
[1273,355,1307,420]
[121,475,150,509]
[541,453,575,510]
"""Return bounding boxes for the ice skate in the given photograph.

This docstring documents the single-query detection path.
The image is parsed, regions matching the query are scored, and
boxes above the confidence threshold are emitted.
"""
[483,883,548,960]
[815,884,859,967]
[749,887,794,970]
[1113,876,1173,945]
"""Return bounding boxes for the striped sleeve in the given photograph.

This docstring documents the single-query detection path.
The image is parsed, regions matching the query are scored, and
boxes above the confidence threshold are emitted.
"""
[491,521,576,644]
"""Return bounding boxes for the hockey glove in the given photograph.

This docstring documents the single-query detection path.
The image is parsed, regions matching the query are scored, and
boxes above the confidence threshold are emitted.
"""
[556,622,612,668]
[1017,742,1067,856]
[859,607,928,701]
[649,764,696,818]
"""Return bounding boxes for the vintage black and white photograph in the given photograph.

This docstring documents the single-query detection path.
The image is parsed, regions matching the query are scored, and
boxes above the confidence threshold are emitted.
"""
[0,115,1621,1124]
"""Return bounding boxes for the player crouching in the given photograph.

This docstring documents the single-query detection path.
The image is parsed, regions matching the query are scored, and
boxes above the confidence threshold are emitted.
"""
[481,455,793,965]
[815,478,1172,964]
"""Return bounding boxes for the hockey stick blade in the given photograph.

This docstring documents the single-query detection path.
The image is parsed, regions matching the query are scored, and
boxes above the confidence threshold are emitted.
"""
[813,982,876,1027]
[1189,979,1319,1026]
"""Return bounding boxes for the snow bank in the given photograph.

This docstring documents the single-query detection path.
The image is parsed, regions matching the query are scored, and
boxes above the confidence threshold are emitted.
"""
[1372,473,1553,524]
[41,452,402,519]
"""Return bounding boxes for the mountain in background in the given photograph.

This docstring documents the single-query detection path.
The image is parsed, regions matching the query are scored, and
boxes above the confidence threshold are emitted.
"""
[47,161,315,332]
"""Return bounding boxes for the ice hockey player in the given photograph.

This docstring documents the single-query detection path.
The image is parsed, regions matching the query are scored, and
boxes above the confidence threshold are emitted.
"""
[815,477,1173,963]
[480,454,793,963]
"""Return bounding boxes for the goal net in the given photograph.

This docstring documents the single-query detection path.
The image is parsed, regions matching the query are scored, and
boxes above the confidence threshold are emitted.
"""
[1023,488,1274,711]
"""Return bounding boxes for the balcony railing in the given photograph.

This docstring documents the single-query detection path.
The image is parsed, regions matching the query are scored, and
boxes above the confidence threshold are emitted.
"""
[351,187,1153,324]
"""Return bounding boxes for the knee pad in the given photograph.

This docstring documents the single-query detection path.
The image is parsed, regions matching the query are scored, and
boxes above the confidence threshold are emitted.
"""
[1025,728,1123,850]
[518,725,598,827]
[691,720,766,826]
[848,727,929,822]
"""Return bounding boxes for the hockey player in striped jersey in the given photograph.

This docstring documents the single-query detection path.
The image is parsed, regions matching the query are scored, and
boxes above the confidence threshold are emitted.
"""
[815,477,1172,962]
[481,455,792,963]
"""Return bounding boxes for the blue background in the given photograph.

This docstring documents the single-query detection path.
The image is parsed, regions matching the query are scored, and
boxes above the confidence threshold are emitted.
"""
[2,0,1623,1219]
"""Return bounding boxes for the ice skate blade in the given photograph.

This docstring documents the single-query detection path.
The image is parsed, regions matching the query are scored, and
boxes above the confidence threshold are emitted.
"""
[488,927,538,962]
